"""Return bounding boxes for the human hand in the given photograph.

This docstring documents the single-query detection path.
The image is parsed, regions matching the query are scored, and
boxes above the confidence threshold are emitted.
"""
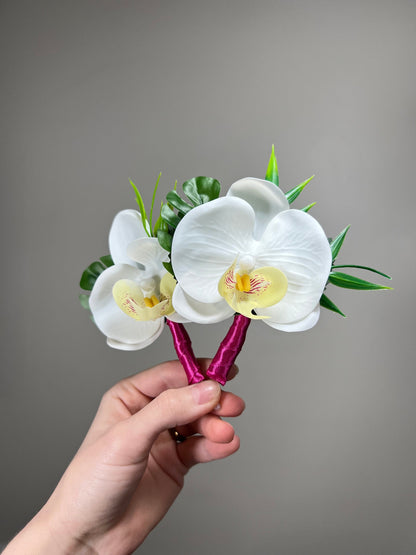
[5,359,244,554]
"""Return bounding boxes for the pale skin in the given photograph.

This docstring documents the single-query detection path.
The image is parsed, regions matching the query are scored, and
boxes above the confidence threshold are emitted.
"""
[4,359,244,555]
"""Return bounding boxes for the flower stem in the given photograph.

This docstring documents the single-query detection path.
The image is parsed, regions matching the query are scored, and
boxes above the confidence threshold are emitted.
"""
[166,320,205,384]
[206,314,251,386]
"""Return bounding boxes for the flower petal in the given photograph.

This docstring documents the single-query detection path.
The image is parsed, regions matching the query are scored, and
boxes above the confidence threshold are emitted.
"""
[126,237,169,277]
[106,322,164,350]
[172,197,257,303]
[263,304,321,332]
[172,284,234,324]
[227,177,289,239]
[113,278,172,321]
[218,262,288,319]
[256,210,332,324]
[89,264,162,344]
[109,210,147,266]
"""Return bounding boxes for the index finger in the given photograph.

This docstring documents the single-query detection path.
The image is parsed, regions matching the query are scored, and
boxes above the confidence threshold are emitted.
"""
[122,358,239,400]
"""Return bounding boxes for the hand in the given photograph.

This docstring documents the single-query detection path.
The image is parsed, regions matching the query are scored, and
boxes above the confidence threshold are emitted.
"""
[5,360,244,554]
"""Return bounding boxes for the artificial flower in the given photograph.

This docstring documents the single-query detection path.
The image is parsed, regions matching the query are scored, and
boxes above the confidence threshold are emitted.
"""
[89,209,180,350]
[171,178,332,331]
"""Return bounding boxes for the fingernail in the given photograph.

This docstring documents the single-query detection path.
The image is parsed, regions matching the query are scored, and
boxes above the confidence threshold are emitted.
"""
[191,380,219,405]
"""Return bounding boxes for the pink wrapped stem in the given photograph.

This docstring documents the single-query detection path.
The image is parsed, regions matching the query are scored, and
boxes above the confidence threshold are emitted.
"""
[206,314,251,386]
[166,319,205,384]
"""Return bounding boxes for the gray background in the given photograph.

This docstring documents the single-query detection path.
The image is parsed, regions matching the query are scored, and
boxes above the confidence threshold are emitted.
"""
[1,1,415,553]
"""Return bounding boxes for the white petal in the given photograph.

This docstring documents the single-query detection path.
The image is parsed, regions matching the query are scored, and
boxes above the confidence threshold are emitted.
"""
[172,197,257,303]
[256,210,332,324]
[109,210,147,266]
[89,264,162,345]
[172,285,234,324]
[166,311,189,323]
[107,322,164,350]
[127,237,169,277]
[263,304,321,332]
[227,177,289,239]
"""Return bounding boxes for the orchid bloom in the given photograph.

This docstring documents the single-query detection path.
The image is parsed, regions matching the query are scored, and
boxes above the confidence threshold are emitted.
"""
[171,178,332,332]
[89,209,180,350]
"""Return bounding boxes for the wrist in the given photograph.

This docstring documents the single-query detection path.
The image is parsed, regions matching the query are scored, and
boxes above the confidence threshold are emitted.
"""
[4,507,96,555]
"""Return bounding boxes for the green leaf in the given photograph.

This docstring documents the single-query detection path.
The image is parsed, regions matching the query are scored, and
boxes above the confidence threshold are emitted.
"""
[328,271,392,290]
[79,293,90,310]
[99,255,114,268]
[161,204,181,228]
[130,179,150,236]
[182,176,221,206]
[331,264,391,280]
[80,260,106,291]
[330,225,350,261]
[265,144,279,187]
[157,229,173,252]
[163,261,174,276]
[301,202,316,213]
[320,293,346,317]
[149,172,161,234]
[285,175,314,204]
[166,191,193,215]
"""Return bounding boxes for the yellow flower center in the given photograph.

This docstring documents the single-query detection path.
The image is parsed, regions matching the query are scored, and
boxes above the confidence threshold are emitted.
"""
[235,273,251,292]
[144,295,160,308]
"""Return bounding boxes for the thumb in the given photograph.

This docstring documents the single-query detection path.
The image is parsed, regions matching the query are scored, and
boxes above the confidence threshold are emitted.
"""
[112,380,221,464]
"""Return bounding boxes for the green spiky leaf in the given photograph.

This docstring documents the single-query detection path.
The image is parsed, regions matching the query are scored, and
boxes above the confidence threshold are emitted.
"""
[130,179,150,236]
[301,202,316,213]
[265,144,279,186]
[285,175,314,204]
[149,172,161,233]
[331,264,391,280]
[330,225,350,261]
[320,293,346,317]
[328,272,392,290]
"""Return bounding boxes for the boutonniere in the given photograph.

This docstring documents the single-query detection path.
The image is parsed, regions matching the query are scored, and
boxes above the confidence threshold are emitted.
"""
[80,147,391,384]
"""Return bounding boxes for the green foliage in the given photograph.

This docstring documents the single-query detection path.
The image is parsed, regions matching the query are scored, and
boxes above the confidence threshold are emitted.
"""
[320,293,346,317]
[130,179,150,237]
[301,202,316,213]
[182,176,221,205]
[157,176,221,256]
[328,271,392,290]
[331,264,391,279]
[166,191,193,215]
[330,225,350,261]
[285,175,314,204]
[80,258,113,291]
[149,172,161,233]
[157,229,173,252]
[265,144,279,186]
[79,293,90,310]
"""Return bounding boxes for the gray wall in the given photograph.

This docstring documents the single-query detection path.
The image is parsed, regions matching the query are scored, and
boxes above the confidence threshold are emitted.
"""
[1,1,415,553]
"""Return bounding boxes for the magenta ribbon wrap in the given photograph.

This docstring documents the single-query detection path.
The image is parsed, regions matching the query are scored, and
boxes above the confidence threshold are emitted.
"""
[167,314,251,386]
[206,314,251,386]
[166,319,205,384]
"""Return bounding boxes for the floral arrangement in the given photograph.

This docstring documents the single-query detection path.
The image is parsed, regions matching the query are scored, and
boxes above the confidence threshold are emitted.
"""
[79,147,391,385]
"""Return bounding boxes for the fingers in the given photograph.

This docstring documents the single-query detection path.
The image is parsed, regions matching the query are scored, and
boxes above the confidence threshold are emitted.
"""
[176,390,245,440]
[103,359,239,414]
[110,380,222,465]
[177,434,241,468]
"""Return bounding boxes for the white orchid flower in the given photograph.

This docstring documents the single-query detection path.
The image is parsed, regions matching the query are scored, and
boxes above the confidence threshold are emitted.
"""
[171,178,332,332]
[89,209,180,351]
